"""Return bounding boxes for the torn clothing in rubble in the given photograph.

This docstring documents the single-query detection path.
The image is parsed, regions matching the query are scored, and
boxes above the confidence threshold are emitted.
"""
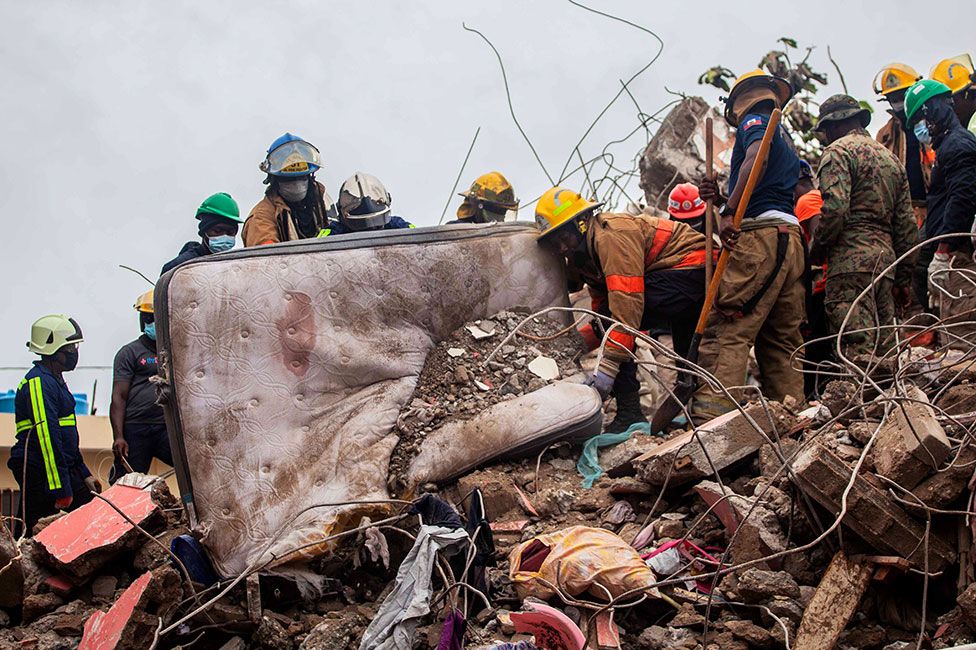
[359,525,468,650]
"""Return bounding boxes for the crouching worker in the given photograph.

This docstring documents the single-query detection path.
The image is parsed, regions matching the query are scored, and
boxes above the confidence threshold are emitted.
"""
[535,187,710,432]
[110,290,172,481]
[9,315,99,536]
[320,173,413,235]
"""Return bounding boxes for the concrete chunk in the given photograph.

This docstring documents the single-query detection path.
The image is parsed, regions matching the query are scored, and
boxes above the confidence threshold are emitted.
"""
[794,551,872,650]
[791,442,955,572]
[873,384,950,489]
[694,481,787,569]
[910,445,976,509]
[635,402,793,487]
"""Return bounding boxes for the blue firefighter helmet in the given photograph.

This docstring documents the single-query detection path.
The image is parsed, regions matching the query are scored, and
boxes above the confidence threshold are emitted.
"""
[260,133,322,177]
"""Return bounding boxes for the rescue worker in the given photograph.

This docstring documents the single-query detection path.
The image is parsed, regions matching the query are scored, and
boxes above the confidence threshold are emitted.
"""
[242,133,337,246]
[811,95,917,357]
[320,173,414,236]
[872,64,934,310]
[161,192,243,274]
[794,161,829,397]
[667,183,708,234]
[696,70,807,417]
[905,80,976,329]
[449,172,519,224]
[109,290,172,481]
[535,186,710,432]
[930,54,976,136]
[8,315,98,536]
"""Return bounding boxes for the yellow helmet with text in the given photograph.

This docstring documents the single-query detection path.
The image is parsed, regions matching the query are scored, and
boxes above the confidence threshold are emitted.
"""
[534,187,601,240]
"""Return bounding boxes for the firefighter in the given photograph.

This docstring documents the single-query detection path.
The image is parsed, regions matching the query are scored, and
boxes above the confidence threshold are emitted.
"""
[667,183,708,235]
[109,290,172,481]
[8,315,99,536]
[449,172,519,224]
[696,69,807,418]
[535,186,711,432]
[161,192,243,274]
[242,133,337,246]
[320,173,414,235]
[930,54,976,136]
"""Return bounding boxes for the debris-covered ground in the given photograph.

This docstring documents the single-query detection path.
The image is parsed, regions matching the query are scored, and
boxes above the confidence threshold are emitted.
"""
[4,315,976,650]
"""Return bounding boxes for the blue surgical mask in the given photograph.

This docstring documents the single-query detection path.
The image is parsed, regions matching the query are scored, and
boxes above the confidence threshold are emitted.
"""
[913,121,931,146]
[207,234,235,253]
[144,322,157,341]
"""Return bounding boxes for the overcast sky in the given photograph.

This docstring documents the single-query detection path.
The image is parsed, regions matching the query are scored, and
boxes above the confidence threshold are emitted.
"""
[1,0,972,412]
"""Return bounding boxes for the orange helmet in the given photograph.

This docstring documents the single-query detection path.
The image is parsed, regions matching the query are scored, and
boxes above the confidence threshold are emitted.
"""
[667,183,706,220]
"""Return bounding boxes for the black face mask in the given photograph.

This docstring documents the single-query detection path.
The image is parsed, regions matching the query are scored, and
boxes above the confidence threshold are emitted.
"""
[59,346,79,372]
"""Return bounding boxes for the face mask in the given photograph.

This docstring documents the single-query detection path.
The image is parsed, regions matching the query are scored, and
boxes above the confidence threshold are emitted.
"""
[143,322,157,341]
[889,99,905,115]
[278,179,309,203]
[913,121,931,145]
[59,346,79,372]
[207,234,235,253]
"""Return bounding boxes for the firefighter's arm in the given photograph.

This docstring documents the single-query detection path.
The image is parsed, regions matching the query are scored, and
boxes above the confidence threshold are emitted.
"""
[593,229,646,376]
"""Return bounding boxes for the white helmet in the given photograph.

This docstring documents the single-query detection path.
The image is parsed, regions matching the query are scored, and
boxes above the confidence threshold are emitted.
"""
[28,314,84,356]
[337,172,392,231]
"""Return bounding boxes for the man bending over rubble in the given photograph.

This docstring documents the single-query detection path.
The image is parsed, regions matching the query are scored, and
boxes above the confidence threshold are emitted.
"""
[811,94,917,356]
[535,186,710,432]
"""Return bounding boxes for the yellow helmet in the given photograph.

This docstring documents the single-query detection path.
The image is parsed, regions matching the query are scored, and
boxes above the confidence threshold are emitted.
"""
[457,171,519,221]
[930,54,975,94]
[872,63,922,96]
[534,187,600,240]
[724,69,794,126]
[134,289,154,314]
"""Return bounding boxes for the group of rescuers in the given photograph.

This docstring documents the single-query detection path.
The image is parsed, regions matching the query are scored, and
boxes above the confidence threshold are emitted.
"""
[10,55,976,535]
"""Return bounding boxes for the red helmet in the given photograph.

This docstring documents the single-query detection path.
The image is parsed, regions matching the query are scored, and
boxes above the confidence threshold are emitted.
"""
[667,183,706,219]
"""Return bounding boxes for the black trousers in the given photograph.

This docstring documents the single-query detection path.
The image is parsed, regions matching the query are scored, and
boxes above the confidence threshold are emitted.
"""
[913,241,936,313]
[111,421,173,482]
[603,268,706,395]
[7,459,93,537]
[802,290,831,399]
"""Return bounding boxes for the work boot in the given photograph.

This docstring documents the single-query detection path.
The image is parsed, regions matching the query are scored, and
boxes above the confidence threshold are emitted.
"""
[606,392,645,433]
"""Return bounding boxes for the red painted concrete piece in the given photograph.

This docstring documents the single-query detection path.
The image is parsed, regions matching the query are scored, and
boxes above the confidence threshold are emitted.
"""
[35,484,157,564]
[510,601,585,650]
[78,571,153,650]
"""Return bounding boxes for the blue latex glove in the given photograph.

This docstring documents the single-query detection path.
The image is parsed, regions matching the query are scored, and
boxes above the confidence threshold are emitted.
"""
[583,370,615,399]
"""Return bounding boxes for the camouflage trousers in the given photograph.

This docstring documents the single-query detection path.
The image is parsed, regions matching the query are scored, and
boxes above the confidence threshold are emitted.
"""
[824,272,895,357]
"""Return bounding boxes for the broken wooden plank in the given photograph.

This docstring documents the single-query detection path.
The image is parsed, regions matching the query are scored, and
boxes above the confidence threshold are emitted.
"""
[794,551,873,650]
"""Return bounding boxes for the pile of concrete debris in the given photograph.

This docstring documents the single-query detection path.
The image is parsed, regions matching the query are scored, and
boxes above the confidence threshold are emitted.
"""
[4,342,976,650]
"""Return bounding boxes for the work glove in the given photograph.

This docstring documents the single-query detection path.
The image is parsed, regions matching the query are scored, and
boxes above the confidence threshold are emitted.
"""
[84,476,103,494]
[583,370,616,400]
[927,251,952,294]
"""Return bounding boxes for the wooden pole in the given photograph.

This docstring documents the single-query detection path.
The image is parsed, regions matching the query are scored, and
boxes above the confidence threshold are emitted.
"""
[704,116,715,289]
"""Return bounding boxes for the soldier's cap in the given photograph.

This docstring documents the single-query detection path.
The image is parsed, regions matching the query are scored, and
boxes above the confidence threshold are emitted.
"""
[814,94,871,132]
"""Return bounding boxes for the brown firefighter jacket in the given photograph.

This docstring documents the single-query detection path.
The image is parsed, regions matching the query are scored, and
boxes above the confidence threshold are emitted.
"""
[242,181,335,247]
[579,212,710,365]
[877,116,935,202]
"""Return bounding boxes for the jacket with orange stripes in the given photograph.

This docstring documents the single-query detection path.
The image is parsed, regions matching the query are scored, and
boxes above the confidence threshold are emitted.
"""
[580,212,709,369]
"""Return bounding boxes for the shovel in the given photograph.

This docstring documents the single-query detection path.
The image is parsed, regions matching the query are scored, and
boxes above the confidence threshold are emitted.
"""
[649,108,783,434]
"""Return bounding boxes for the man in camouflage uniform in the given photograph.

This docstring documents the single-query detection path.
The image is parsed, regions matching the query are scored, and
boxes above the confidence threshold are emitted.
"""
[812,95,917,356]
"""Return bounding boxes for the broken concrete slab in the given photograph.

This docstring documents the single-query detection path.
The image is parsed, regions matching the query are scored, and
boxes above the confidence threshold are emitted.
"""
[794,551,873,650]
[734,568,800,603]
[635,402,794,487]
[791,442,956,572]
[34,483,163,582]
[694,481,787,569]
[601,434,662,479]
[910,445,976,509]
[0,524,23,608]
[872,384,950,489]
[78,567,181,650]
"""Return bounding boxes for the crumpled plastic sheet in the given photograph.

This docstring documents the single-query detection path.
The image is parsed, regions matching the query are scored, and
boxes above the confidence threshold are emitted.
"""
[509,525,659,602]
[360,524,468,650]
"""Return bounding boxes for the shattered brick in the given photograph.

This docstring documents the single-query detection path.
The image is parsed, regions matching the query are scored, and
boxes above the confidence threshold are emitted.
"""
[791,441,956,571]
[910,444,976,509]
[734,569,800,603]
[794,552,872,650]
[872,384,950,489]
[693,481,787,569]
[635,402,793,487]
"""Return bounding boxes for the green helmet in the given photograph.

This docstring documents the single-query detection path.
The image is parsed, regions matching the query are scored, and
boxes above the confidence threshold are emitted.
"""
[905,79,952,123]
[197,192,243,223]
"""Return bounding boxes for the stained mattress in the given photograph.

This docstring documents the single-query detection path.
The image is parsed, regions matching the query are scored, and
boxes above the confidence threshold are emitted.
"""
[155,223,585,577]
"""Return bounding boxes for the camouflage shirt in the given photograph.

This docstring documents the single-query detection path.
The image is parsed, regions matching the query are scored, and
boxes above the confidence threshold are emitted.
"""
[814,128,917,286]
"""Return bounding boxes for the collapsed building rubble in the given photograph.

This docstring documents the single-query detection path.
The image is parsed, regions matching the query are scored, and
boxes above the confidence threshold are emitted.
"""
[5,314,976,649]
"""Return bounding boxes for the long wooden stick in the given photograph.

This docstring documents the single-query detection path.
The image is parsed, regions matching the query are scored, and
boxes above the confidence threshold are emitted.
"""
[704,116,715,289]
